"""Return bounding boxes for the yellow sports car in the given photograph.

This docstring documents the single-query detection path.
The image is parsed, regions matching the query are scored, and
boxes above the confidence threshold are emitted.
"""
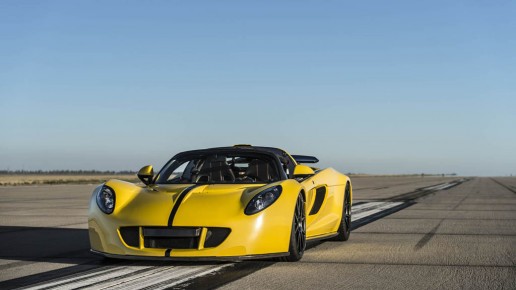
[88,145,352,261]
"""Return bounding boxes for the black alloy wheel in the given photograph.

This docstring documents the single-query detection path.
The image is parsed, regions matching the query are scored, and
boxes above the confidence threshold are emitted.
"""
[281,193,306,262]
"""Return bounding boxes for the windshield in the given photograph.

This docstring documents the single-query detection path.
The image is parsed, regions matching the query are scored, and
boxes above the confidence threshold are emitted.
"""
[156,153,281,184]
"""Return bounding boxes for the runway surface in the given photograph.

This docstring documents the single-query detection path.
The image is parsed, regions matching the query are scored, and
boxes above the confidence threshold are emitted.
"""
[0,177,514,289]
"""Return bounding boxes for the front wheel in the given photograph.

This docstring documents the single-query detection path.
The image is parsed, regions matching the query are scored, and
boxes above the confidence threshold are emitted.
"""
[281,193,306,262]
[332,183,351,241]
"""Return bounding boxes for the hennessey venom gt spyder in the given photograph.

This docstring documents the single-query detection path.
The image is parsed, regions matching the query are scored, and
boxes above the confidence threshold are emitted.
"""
[88,145,352,261]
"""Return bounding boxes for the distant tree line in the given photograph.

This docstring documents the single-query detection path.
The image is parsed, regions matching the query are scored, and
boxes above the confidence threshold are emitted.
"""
[0,170,136,175]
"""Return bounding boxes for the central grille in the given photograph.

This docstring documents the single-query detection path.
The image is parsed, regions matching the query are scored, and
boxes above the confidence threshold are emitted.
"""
[145,236,199,249]
[143,227,201,249]
[119,226,231,249]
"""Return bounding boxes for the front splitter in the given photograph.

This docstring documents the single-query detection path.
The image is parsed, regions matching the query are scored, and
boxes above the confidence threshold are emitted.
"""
[90,249,289,262]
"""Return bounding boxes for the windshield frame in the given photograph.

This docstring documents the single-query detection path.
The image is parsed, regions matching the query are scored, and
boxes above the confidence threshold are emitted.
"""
[154,149,288,185]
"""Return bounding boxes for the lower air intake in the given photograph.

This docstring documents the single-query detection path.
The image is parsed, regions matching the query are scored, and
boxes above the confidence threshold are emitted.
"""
[119,227,139,248]
[204,228,231,248]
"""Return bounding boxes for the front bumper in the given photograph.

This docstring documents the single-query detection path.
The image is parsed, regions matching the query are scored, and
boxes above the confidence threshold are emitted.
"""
[88,216,292,259]
[118,226,231,251]
[90,249,289,262]
[88,181,301,259]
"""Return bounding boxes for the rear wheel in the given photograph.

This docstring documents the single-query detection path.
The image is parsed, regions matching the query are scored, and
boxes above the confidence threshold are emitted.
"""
[332,183,351,241]
[281,193,306,262]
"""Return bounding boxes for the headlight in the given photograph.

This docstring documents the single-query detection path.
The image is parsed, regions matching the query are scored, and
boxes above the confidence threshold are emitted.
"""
[245,185,282,215]
[96,186,116,214]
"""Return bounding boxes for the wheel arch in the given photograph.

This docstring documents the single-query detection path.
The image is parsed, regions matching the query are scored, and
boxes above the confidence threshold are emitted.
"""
[300,189,306,202]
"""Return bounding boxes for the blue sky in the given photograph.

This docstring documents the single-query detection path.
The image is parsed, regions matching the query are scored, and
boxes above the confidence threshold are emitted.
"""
[1,1,515,176]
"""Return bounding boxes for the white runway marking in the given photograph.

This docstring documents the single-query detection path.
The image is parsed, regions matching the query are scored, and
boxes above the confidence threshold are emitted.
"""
[420,182,458,192]
[22,263,231,290]
[352,201,405,221]
[22,265,154,290]
[351,202,386,211]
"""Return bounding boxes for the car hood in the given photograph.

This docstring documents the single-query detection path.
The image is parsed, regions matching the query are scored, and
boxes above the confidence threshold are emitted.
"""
[104,180,271,226]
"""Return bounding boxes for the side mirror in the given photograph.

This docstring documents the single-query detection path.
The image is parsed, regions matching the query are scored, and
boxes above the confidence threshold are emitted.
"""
[137,165,154,185]
[293,164,315,178]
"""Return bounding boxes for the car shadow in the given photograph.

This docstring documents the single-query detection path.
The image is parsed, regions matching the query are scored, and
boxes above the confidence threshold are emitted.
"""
[0,226,229,289]
[0,225,228,265]
[0,226,93,264]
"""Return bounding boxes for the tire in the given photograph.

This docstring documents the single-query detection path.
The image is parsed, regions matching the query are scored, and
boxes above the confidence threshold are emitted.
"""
[331,183,351,241]
[280,192,306,262]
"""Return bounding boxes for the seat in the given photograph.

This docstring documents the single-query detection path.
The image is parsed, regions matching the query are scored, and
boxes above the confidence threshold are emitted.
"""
[195,155,235,182]
[246,159,273,182]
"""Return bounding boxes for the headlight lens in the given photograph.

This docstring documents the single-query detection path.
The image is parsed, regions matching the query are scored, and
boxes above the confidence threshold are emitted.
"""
[96,186,115,214]
[245,185,282,215]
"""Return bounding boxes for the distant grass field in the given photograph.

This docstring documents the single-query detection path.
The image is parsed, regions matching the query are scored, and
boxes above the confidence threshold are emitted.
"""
[0,174,139,186]
[0,173,454,186]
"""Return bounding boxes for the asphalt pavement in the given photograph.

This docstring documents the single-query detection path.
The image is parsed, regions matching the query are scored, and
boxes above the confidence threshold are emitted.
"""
[0,177,514,289]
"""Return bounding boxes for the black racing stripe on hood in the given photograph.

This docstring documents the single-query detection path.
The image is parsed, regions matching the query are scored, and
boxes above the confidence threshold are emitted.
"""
[168,185,199,227]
